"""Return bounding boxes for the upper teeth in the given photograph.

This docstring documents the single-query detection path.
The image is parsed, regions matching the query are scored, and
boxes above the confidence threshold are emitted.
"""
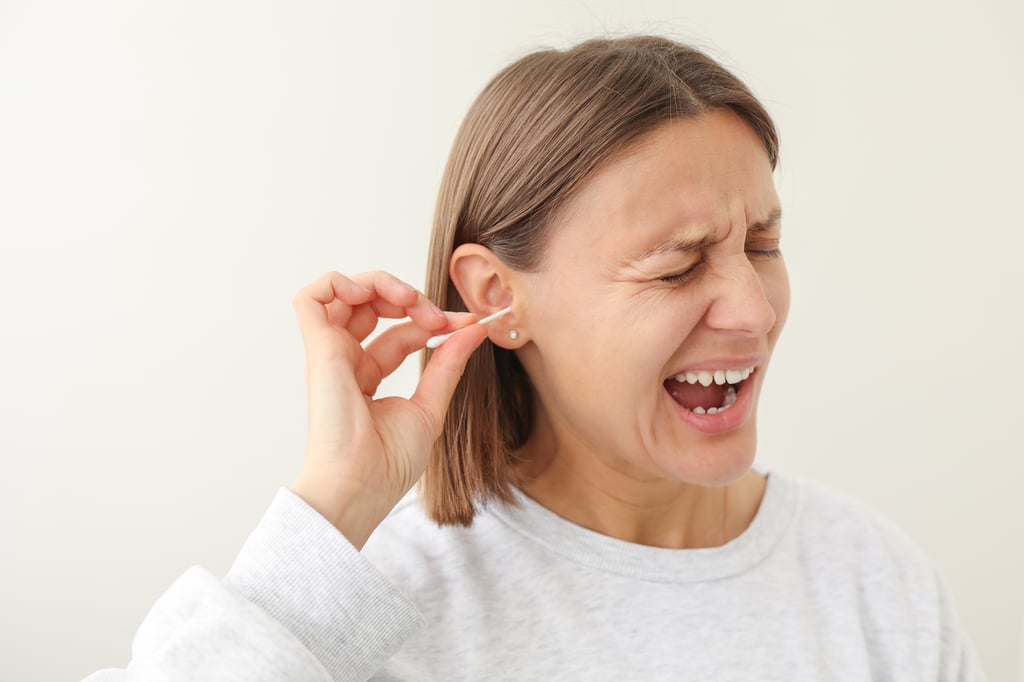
[671,366,754,386]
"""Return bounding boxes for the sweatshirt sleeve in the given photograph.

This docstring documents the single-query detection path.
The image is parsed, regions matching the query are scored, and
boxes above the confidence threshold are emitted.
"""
[82,488,427,682]
[934,565,988,682]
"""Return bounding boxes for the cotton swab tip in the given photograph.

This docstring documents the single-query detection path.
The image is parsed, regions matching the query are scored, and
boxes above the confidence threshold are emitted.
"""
[425,306,512,349]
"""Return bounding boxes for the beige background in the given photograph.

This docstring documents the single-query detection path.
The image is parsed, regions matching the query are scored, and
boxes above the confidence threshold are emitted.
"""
[0,0,1021,680]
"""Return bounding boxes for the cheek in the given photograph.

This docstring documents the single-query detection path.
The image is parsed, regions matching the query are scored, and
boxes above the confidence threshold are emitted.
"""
[645,288,709,344]
[537,304,676,398]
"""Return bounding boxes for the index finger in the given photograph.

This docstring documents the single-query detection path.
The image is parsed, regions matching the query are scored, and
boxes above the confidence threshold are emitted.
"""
[293,271,375,335]
[305,271,373,304]
[349,271,448,331]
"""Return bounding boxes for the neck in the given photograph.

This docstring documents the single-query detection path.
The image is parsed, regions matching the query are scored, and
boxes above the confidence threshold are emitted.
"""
[515,432,766,549]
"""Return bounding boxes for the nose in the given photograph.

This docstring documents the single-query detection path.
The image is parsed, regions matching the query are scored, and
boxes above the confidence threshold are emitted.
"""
[703,256,777,337]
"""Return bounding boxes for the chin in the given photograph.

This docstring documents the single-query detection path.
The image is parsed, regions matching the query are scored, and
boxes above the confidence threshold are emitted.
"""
[654,432,758,487]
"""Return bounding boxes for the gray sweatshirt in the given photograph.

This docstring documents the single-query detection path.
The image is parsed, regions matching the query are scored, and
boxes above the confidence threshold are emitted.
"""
[83,471,987,680]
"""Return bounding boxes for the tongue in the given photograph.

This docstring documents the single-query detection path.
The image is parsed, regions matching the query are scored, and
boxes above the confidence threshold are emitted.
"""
[665,380,726,411]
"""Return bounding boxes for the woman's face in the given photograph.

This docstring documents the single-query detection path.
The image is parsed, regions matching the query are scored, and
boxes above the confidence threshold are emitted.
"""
[515,110,789,487]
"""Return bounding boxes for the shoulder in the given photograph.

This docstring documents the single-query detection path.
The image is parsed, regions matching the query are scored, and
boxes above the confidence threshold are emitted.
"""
[784,473,937,575]
[777,472,953,626]
[764,473,984,678]
[781,473,985,677]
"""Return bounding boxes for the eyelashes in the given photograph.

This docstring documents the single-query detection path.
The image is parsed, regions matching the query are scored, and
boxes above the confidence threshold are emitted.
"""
[659,267,699,284]
[657,247,781,285]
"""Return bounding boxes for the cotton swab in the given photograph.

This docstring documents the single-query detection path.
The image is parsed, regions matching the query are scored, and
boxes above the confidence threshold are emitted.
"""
[425,306,512,349]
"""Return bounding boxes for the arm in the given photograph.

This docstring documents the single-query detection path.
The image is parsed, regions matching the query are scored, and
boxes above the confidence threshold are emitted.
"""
[83,271,486,680]
[84,490,425,682]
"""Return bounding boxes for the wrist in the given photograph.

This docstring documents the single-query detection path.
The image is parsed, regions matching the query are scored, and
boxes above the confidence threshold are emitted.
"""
[289,473,393,550]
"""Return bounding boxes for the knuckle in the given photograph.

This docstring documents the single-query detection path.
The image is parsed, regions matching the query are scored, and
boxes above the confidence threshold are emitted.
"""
[354,270,381,282]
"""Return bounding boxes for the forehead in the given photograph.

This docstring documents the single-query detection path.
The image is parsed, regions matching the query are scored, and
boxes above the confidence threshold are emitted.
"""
[548,110,779,258]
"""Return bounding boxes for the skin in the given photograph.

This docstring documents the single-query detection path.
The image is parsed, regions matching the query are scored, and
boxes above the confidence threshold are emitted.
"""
[289,108,788,553]
[451,109,790,549]
[290,270,489,550]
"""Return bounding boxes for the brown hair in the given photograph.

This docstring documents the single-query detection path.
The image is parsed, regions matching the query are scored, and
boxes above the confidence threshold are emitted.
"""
[419,35,779,525]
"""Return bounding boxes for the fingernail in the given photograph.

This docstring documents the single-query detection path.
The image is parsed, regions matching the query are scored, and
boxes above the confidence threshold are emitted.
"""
[430,303,444,317]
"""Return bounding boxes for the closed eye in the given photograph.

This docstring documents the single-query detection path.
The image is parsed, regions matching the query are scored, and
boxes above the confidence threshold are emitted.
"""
[659,264,701,284]
[746,238,781,259]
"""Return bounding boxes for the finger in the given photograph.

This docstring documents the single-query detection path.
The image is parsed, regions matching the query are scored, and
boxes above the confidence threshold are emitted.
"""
[353,321,423,394]
[349,271,448,331]
[439,311,479,328]
[358,312,479,391]
[303,271,374,307]
[344,302,382,344]
[293,272,373,346]
[409,322,489,436]
[306,271,448,345]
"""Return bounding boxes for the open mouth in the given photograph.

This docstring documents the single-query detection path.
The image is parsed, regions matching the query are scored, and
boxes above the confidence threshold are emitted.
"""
[663,366,756,415]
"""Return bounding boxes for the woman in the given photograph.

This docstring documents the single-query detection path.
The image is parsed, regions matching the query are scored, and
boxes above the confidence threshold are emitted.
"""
[86,36,984,680]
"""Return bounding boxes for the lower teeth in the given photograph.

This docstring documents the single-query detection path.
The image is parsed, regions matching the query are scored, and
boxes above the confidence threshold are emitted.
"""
[693,385,738,415]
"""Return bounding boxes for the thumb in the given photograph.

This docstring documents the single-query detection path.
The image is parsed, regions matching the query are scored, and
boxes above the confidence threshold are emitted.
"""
[410,323,489,435]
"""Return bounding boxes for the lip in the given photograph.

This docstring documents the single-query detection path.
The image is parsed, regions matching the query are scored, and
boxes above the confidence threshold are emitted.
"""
[663,361,762,435]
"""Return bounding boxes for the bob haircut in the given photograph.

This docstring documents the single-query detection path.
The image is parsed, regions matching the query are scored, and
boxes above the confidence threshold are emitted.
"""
[420,35,779,526]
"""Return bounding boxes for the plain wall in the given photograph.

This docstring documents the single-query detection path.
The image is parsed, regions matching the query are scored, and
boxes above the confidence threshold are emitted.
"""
[1,1,1021,680]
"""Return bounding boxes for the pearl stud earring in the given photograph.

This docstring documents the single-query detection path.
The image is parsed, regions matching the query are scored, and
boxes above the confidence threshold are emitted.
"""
[509,329,519,340]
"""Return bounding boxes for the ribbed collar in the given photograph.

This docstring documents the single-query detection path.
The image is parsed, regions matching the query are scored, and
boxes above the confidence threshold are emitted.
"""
[482,469,798,584]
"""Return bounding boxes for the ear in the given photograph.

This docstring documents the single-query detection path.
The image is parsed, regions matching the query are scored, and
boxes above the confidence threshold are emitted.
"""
[449,243,525,348]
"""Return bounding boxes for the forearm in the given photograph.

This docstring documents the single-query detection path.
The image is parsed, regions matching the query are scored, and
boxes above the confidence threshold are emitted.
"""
[83,489,425,682]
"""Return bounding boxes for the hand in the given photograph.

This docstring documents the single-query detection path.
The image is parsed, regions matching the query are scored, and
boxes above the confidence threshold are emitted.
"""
[288,271,488,548]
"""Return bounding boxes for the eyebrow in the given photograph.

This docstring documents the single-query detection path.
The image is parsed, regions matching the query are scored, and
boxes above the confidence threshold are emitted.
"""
[749,207,783,234]
[628,208,783,262]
